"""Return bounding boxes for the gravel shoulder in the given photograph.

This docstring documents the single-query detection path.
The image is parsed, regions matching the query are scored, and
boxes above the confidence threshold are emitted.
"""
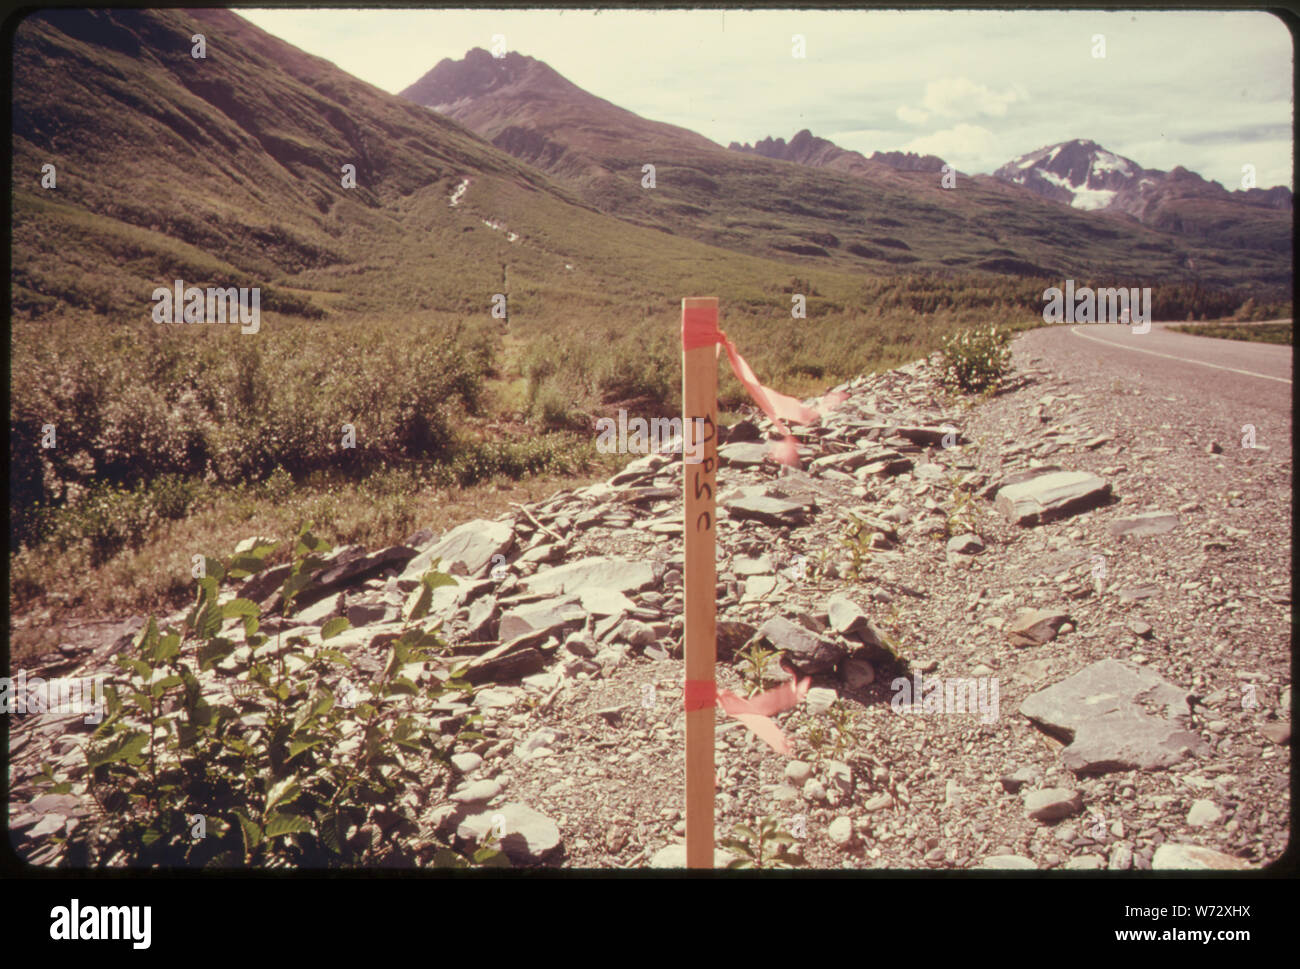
[8,328,1291,871]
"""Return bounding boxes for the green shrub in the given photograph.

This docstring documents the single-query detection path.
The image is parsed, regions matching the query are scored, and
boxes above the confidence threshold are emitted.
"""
[938,325,1012,393]
[48,525,505,868]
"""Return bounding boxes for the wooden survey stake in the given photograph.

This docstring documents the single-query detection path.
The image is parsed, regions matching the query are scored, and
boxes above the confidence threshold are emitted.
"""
[682,297,719,869]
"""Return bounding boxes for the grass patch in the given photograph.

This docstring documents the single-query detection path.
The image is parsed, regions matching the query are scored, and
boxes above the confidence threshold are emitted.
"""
[1170,321,1292,345]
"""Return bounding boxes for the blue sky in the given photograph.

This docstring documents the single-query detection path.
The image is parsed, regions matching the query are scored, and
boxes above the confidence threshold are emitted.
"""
[241,8,1293,189]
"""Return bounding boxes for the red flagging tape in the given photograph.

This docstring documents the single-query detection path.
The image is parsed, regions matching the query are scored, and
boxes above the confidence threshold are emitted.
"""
[683,671,811,756]
[681,303,841,466]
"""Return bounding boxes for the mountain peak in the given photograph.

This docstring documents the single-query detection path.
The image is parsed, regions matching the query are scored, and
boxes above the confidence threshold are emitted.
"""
[993,139,1143,211]
[730,130,946,174]
[400,47,569,108]
[992,139,1291,244]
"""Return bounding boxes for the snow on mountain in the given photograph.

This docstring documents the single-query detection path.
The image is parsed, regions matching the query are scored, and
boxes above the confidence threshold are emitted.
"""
[992,138,1292,251]
[993,139,1139,211]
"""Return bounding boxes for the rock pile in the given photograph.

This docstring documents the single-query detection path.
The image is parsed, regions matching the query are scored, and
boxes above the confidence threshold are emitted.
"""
[9,345,1290,870]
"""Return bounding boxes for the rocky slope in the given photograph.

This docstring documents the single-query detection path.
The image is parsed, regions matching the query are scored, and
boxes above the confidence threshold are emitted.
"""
[9,335,1290,869]
[728,129,948,175]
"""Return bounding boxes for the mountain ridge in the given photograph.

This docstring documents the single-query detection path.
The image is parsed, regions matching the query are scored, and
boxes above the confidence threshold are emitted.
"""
[993,138,1291,251]
[728,129,948,175]
[399,48,1290,292]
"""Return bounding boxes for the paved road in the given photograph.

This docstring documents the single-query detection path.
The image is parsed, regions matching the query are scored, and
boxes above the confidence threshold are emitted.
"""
[1019,322,1292,420]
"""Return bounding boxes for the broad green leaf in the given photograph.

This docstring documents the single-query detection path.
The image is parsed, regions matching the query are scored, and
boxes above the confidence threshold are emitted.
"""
[309,691,334,719]
[280,572,313,601]
[196,575,220,606]
[318,647,353,669]
[226,555,269,579]
[288,736,325,760]
[133,617,160,656]
[387,676,418,696]
[198,637,236,672]
[233,809,261,854]
[176,723,199,749]
[154,633,181,664]
[320,616,351,641]
[196,603,222,639]
[266,776,301,812]
[431,847,469,869]
[403,583,432,623]
[129,691,152,716]
[422,568,458,592]
[233,537,279,559]
[85,730,148,770]
[151,674,183,699]
[202,556,226,582]
[318,811,344,855]
[222,598,261,619]
[733,824,758,842]
[473,846,511,867]
[264,813,313,838]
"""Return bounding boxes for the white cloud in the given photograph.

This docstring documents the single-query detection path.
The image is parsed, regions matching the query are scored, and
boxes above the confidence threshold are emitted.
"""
[903,124,1001,171]
[919,77,1025,119]
[896,105,929,125]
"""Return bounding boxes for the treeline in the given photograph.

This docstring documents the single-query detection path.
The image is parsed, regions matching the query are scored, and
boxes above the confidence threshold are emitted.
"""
[857,272,1289,322]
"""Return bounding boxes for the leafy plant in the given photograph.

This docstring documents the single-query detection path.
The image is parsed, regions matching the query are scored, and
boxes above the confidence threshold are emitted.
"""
[721,816,805,869]
[837,513,878,583]
[802,700,860,765]
[734,639,784,698]
[67,523,502,869]
[938,325,1012,394]
[943,473,982,539]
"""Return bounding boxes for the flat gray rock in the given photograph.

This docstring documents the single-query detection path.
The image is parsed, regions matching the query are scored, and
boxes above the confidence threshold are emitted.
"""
[758,616,845,674]
[576,586,637,617]
[1019,659,1207,774]
[1024,787,1083,822]
[718,442,773,467]
[947,533,985,555]
[457,803,561,865]
[520,556,655,597]
[403,519,515,581]
[497,596,585,642]
[733,554,774,576]
[825,595,878,643]
[726,496,807,527]
[1151,844,1252,870]
[315,544,417,590]
[995,469,1111,525]
[1007,607,1071,647]
[892,425,963,447]
[1109,511,1179,538]
[450,778,504,805]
